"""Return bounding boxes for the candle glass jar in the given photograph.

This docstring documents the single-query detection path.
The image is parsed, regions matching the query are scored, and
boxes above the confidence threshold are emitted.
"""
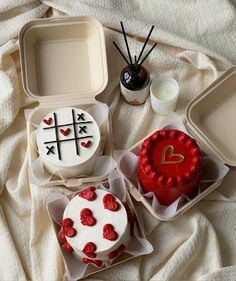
[150,76,179,115]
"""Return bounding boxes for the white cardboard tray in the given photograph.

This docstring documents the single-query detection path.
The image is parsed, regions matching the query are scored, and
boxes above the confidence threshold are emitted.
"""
[19,16,114,187]
[117,66,236,220]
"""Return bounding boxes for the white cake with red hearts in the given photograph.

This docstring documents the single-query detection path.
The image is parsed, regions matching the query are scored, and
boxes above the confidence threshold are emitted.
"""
[59,186,133,267]
[36,107,101,178]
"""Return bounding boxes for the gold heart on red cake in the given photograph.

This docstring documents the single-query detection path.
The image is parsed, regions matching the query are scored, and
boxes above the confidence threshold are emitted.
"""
[161,145,184,165]
[43,117,52,125]
[81,140,92,148]
[59,128,71,136]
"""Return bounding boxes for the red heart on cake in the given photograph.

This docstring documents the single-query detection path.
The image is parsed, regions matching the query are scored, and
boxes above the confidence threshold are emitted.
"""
[64,227,76,237]
[81,140,92,148]
[83,242,97,258]
[108,244,126,259]
[43,117,52,125]
[108,249,118,259]
[80,208,96,226]
[79,186,97,201]
[83,258,103,267]
[59,231,67,242]
[103,224,118,241]
[64,241,73,253]
[60,218,73,228]
[103,194,119,212]
[59,128,71,136]
[117,244,126,253]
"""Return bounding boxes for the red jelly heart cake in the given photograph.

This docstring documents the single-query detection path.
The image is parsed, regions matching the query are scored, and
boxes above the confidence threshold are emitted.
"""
[138,129,203,205]
[60,186,133,267]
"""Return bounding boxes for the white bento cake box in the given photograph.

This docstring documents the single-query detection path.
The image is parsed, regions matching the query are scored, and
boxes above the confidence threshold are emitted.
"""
[19,16,116,187]
[118,67,236,221]
[46,174,153,280]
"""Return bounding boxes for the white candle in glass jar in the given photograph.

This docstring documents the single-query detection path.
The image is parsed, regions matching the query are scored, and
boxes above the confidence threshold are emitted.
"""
[150,76,179,115]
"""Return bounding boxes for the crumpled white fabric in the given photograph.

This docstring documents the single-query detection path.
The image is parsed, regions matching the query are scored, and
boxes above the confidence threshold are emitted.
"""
[1,1,236,281]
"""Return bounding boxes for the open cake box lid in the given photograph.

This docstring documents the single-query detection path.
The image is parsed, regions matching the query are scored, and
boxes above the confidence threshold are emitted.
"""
[186,66,236,167]
[19,16,108,104]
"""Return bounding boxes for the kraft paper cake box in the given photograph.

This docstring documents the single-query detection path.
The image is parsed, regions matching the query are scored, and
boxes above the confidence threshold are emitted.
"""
[46,179,153,280]
[19,16,114,187]
[118,67,236,221]
[19,17,154,279]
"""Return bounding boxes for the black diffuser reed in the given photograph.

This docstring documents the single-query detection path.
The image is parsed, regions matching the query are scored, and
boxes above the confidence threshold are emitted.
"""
[113,22,156,105]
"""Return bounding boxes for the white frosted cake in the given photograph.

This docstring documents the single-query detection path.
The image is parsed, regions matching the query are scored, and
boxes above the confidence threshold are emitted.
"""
[36,107,101,178]
[59,186,132,267]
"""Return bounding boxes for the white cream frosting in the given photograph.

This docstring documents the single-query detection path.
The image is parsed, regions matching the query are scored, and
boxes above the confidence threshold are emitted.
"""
[36,107,100,178]
[63,188,131,264]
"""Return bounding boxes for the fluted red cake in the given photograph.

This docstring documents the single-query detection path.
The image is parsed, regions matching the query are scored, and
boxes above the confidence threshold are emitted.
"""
[138,130,203,205]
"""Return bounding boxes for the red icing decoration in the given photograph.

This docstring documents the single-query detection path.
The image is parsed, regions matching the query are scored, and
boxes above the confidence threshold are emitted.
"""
[60,218,76,241]
[64,242,73,253]
[79,186,97,201]
[64,227,76,237]
[103,224,118,241]
[81,140,92,148]
[83,258,103,267]
[108,249,118,259]
[80,208,96,226]
[108,244,126,259]
[138,129,203,205]
[103,194,119,212]
[43,117,52,125]
[117,244,126,252]
[122,202,133,224]
[59,128,71,136]
[60,231,67,242]
[61,218,73,228]
[83,242,97,258]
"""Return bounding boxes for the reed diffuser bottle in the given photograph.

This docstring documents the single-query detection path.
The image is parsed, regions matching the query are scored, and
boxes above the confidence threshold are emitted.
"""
[114,22,156,105]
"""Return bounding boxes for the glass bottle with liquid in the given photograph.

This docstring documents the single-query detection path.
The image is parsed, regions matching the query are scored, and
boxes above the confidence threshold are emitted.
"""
[120,63,150,105]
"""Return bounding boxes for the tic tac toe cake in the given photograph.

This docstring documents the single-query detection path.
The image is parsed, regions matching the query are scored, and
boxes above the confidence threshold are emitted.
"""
[60,186,132,267]
[138,130,203,205]
[36,107,101,178]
